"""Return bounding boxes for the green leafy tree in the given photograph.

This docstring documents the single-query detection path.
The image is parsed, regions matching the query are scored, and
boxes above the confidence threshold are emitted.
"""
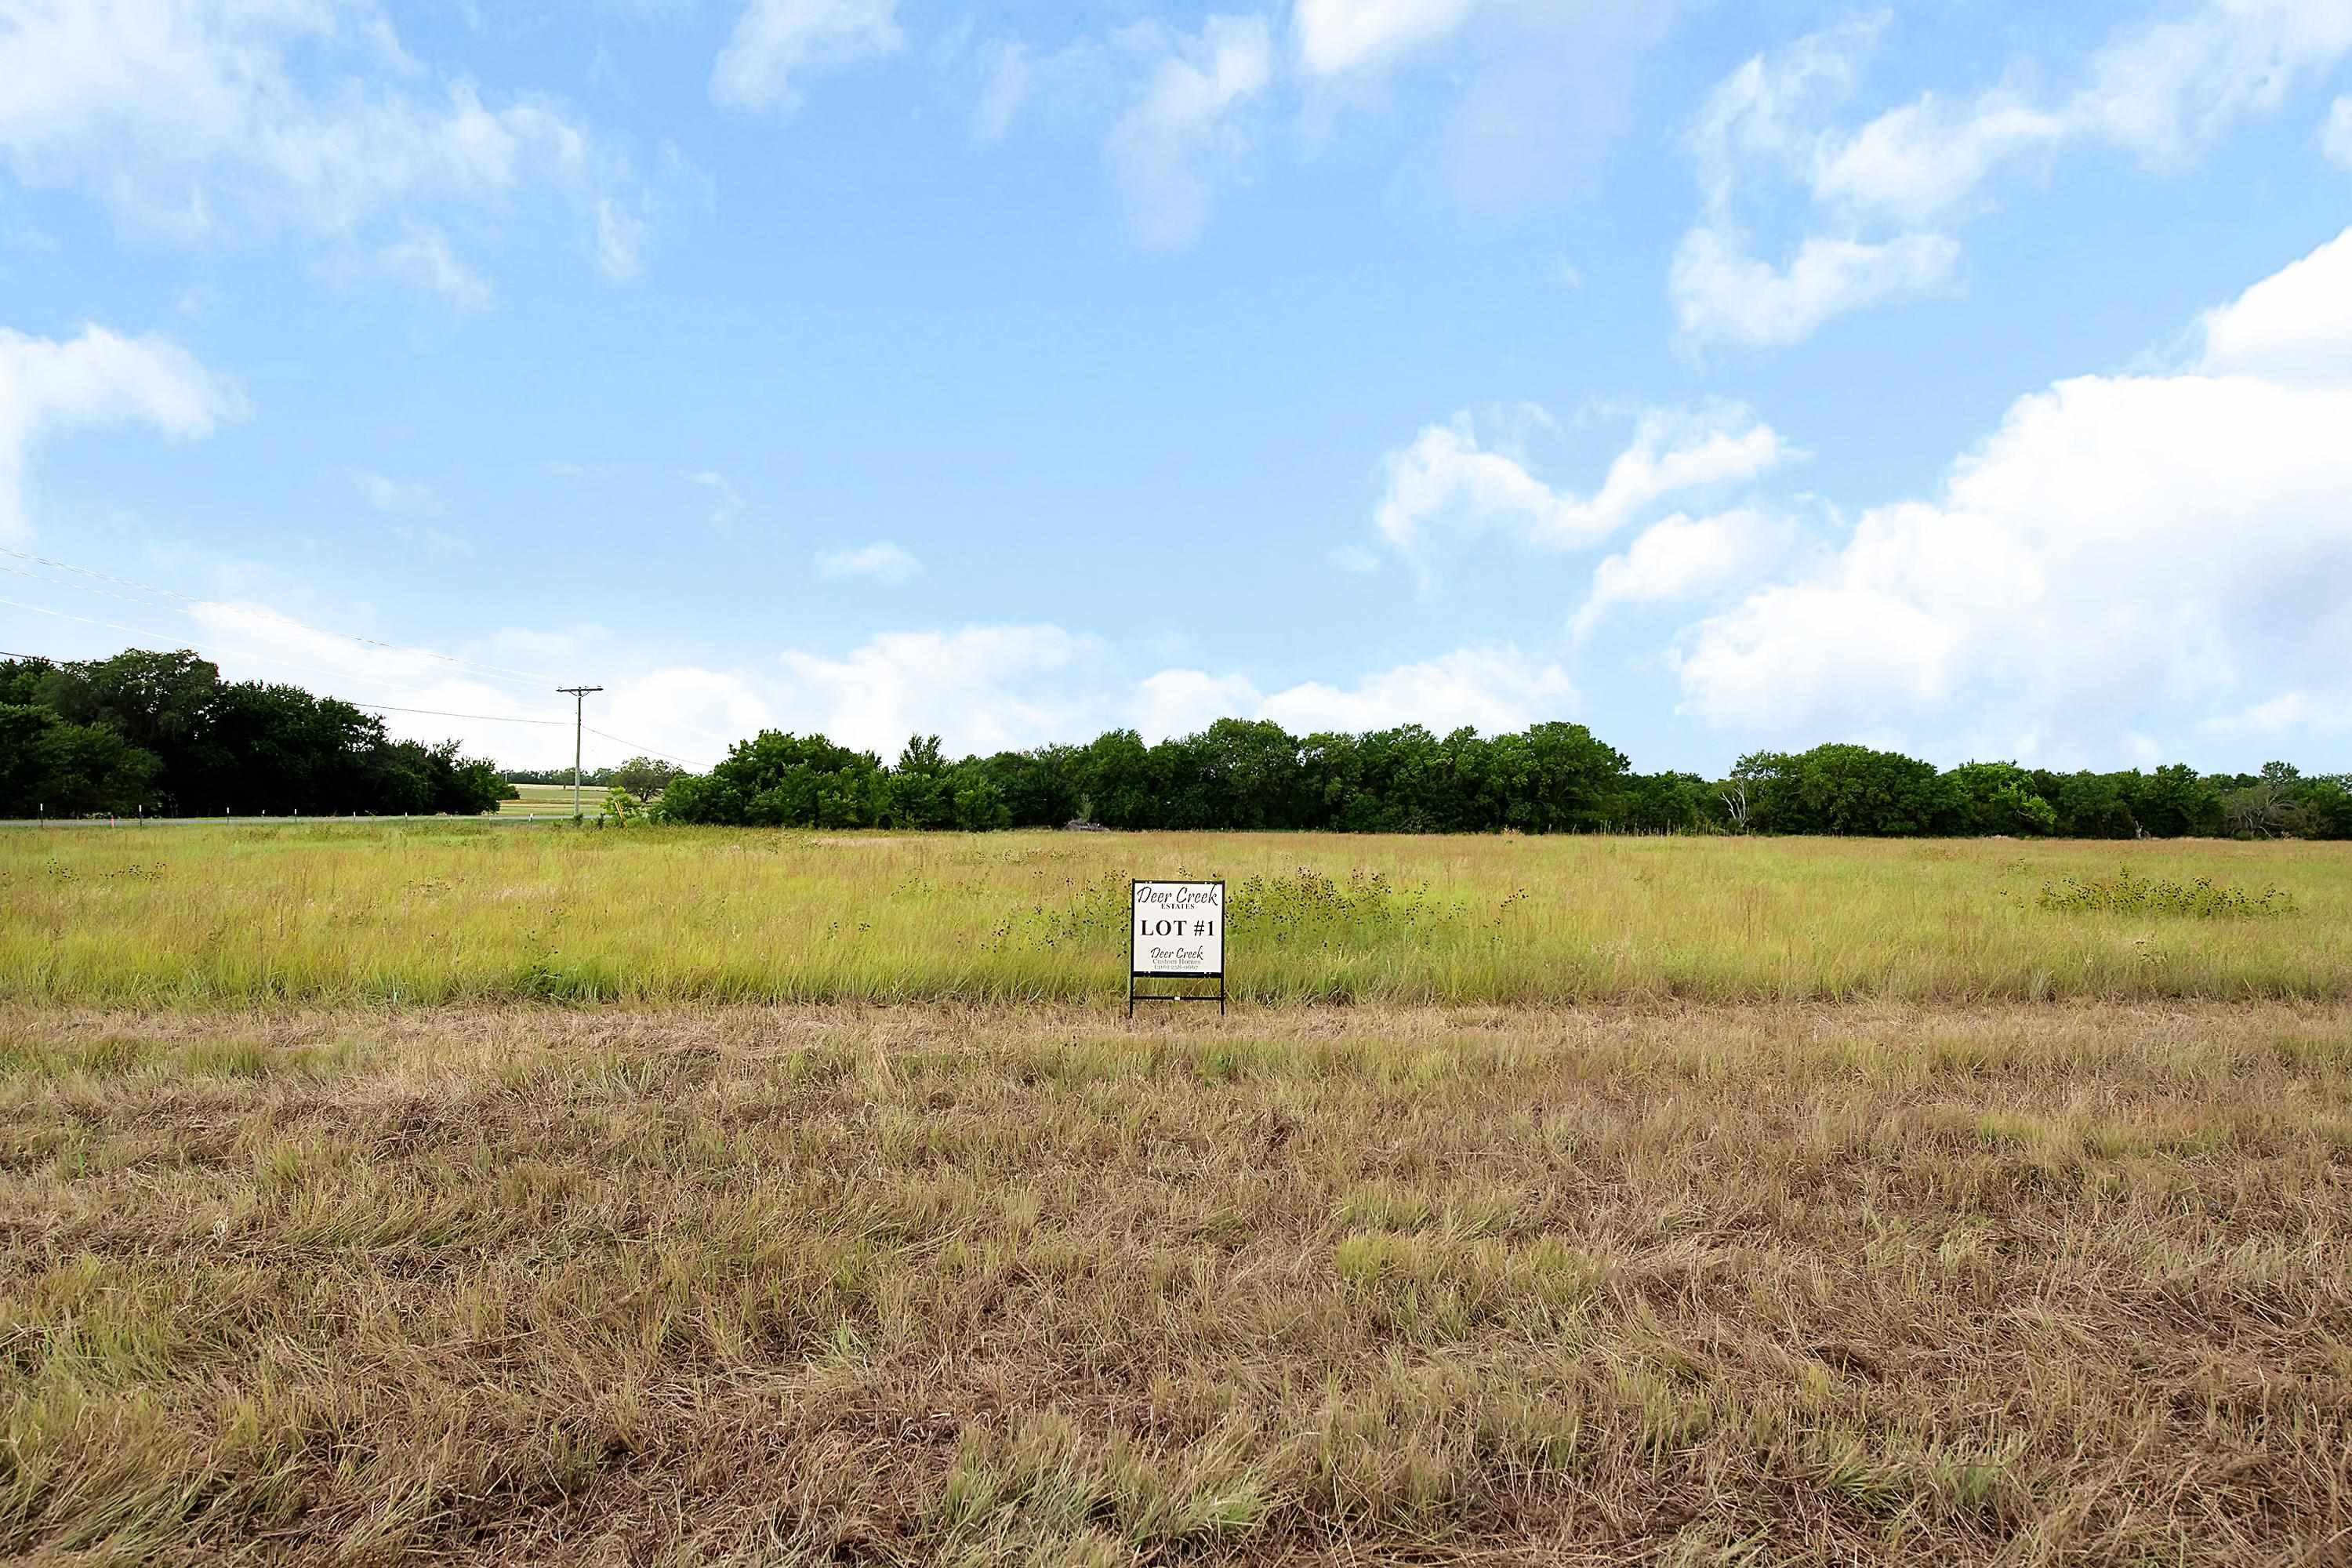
[609,756,684,799]
[1735,745,1950,836]
[882,735,957,829]
[0,704,160,815]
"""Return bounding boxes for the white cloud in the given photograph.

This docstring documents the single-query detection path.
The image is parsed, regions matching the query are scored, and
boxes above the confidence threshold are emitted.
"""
[779,625,1105,756]
[2072,0,2352,167]
[1675,0,2352,347]
[2328,95,2352,167]
[1330,544,1381,573]
[1293,0,1481,75]
[1804,0,2352,223]
[1105,13,1272,247]
[172,597,751,771]
[0,325,238,541]
[593,196,648,281]
[1668,226,1958,348]
[1256,644,1576,736]
[2198,225,2352,381]
[1137,644,1576,739]
[710,0,904,113]
[2209,689,2341,735]
[1671,227,2352,760]
[1570,508,1785,641]
[817,540,920,583]
[0,0,645,292]
[1137,667,1263,740]
[1374,407,1786,559]
[372,225,493,308]
[46,561,1595,766]
[1809,89,2067,223]
[1686,14,1882,212]
[348,469,437,517]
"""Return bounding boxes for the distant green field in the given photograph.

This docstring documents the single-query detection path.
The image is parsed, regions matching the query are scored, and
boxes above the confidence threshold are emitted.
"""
[497,782,601,816]
[3,822,2345,1005]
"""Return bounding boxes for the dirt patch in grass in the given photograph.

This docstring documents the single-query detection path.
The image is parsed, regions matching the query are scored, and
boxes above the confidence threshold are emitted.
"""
[1,1001,2347,1564]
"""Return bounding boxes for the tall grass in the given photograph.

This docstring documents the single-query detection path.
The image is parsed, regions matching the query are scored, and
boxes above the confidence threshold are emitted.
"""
[4,822,2350,1004]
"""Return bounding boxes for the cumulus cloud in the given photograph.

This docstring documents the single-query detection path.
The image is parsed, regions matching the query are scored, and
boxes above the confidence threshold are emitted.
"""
[2328,95,2352,167]
[1292,0,1482,75]
[1670,227,2352,761]
[1137,644,1577,740]
[710,0,904,113]
[1673,0,2352,347]
[0,325,238,541]
[42,554,1597,768]
[2198,226,2352,380]
[1570,508,1788,642]
[779,624,1107,756]
[1258,645,1575,735]
[816,541,920,583]
[0,0,647,292]
[1137,667,1265,741]
[1373,407,1786,562]
[1105,13,1272,247]
[163,598,746,772]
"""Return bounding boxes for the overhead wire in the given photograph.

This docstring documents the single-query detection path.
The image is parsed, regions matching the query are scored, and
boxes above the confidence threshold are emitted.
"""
[585,727,713,770]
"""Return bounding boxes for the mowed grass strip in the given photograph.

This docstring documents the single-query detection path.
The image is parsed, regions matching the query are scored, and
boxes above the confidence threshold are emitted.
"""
[5,824,2349,1004]
[0,1002,2347,1565]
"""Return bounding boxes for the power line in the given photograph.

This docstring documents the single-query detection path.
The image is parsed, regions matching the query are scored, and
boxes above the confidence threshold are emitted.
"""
[585,726,712,770]
[0,594,183,644]
[350,702,571,727]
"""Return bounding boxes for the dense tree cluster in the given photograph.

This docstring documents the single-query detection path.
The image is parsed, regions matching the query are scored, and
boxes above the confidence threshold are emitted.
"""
[1,651,512,818]
[652,721,2352,839]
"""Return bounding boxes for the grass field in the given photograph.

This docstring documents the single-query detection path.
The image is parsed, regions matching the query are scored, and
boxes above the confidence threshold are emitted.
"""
[2,1000,2347,1565]
[3,825,2347,1563]
[4,824,2348,1005]
[499,783,601,817]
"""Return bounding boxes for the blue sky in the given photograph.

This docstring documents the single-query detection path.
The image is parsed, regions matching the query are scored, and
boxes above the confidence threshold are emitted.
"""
[2,0,2349,775]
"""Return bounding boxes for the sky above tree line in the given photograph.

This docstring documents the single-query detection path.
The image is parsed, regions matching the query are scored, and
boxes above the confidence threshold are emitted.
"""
[1,0,2347,774]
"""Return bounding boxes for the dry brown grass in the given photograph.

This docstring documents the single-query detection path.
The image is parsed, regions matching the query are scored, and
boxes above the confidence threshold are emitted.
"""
[2,1000,2349,1564]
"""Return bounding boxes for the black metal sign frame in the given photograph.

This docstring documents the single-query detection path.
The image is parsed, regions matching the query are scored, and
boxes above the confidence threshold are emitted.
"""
[1128,878,1226,1017]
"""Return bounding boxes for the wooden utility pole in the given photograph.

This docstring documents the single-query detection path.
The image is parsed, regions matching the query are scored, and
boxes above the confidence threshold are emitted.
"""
[557,686,603,818]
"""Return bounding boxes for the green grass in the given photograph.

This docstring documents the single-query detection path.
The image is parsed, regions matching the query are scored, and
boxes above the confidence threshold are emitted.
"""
[5,823,2349,1004]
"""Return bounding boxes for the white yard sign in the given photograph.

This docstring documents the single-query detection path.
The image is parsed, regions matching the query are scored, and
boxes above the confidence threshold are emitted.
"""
[1130,880,1225,1014]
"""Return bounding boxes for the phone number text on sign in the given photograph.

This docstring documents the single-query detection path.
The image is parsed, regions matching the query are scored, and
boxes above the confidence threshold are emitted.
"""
[1131,880,1223,977]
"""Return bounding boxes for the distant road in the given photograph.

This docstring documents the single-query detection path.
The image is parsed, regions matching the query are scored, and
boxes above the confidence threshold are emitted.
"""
[0,815,579,829]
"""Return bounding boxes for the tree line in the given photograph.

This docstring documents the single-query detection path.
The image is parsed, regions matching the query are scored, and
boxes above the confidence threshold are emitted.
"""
[2,651,511,818]
[650,720,2352,839]
[10,649,2345,837]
